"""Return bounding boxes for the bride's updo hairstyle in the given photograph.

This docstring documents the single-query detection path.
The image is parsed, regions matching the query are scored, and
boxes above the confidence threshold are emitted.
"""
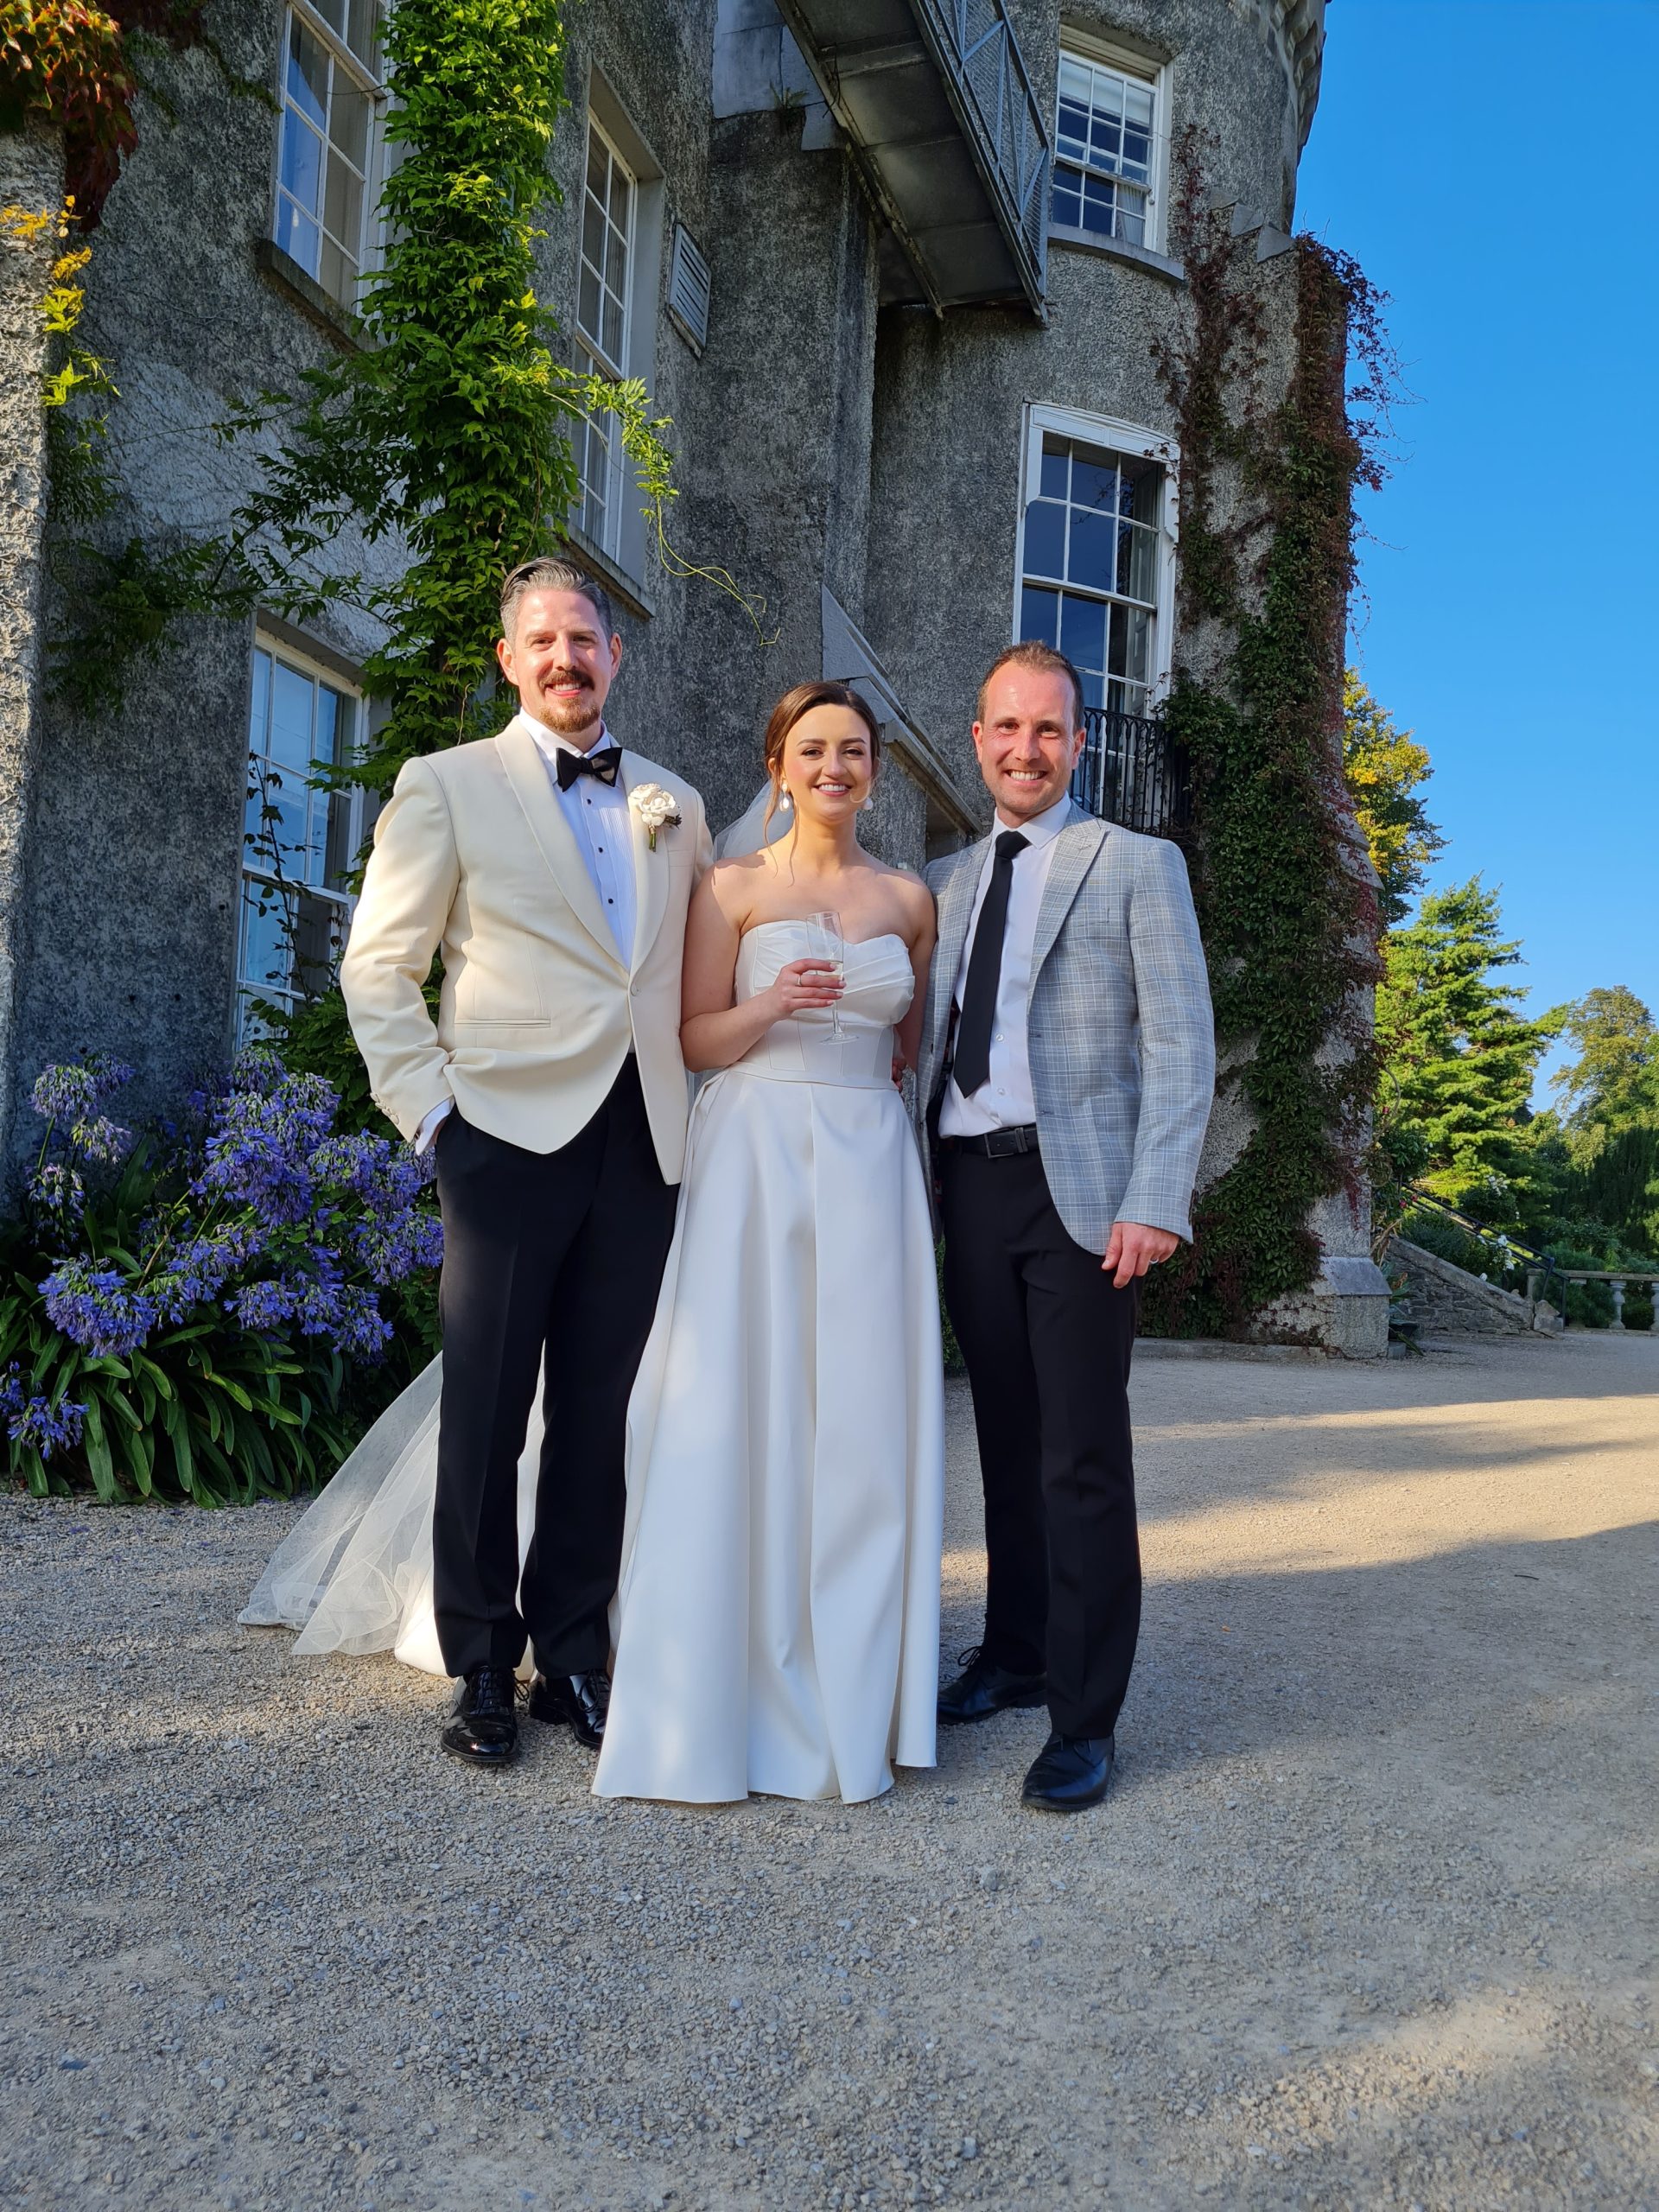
[762,681,882,834]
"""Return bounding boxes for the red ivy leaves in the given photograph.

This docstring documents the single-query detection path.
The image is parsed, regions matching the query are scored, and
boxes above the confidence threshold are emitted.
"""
[0,0,206,227]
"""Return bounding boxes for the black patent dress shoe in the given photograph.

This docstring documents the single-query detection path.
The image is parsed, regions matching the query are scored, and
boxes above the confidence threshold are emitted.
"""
[937,1643,1047,1726]
[1020,1731,1116,1812]
[527,1668,611,1749]
[441,1664,520,1766]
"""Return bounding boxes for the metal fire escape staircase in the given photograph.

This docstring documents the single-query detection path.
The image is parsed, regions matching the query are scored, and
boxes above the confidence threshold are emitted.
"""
[774,0,1051,318]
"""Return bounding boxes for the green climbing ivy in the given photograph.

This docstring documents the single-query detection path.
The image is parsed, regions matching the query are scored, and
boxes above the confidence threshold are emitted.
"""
[1145,139,1395,1338]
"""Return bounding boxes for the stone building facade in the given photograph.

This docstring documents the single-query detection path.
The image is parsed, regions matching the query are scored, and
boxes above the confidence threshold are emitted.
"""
[2,0,1386,1341]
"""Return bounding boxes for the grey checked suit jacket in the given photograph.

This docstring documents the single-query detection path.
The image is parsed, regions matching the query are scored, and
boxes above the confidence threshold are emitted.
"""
[918,813,1216,1250]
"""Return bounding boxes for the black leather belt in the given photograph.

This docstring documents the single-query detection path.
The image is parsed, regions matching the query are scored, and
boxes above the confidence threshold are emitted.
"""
[939,1124,1039,1159]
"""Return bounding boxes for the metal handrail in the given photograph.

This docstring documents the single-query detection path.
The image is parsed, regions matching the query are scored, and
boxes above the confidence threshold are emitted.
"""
[1399,1191,1561,1310]
[1070,706,1191,836]
[912,0,1051,302]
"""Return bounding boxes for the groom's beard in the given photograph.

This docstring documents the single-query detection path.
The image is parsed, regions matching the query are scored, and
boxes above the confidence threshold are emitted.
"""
[529,671,605,742]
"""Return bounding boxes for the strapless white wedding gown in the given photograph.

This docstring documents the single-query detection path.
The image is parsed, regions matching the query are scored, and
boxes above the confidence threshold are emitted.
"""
[242,921,944,1804]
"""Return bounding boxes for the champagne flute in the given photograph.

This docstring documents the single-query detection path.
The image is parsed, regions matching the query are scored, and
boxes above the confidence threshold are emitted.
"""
[804,909,845,1039]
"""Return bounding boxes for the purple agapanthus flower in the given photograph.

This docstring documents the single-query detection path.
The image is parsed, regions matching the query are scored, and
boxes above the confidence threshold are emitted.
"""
[0,1365,87,1461]
[195,1071,339,1225]
[30,1053,133,1126]
[29,1162,85,1221]
[40,1261,159,1359]
[234,1279,302,1334]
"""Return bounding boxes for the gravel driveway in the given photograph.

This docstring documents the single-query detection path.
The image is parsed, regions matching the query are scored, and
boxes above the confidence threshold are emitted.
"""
[3,1330,1655,2211]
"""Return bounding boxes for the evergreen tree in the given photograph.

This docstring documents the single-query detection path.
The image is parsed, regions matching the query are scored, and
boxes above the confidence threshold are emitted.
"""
[1376,878,1560,1221]
[1549,986,1658,1131]
[1341,671,1444,928]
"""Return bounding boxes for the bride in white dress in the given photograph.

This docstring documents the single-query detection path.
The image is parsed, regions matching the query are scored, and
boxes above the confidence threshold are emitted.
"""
[243,681,944,1805]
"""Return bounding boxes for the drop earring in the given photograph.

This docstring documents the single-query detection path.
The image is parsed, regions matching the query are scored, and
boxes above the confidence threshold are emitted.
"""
[777,787,791,812]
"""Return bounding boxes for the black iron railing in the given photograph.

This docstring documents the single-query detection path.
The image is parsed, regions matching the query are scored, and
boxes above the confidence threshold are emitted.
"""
[1070,707,1191,836]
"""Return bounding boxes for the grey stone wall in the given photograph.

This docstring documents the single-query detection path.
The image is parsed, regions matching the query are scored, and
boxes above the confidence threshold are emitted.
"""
[0,129,63,1171]
[1388,1238,1562,1340]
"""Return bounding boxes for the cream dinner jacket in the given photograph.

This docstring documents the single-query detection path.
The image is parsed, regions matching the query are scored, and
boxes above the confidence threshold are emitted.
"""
[340,715,712,1181]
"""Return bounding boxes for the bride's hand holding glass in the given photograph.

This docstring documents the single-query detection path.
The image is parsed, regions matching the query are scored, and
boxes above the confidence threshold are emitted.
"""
[769,957,844,1020]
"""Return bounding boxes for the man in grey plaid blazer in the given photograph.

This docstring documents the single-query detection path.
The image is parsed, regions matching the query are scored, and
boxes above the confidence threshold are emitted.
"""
[917,641,1214,1812]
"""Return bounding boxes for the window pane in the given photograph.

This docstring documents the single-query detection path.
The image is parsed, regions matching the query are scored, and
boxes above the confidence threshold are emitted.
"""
[314,684,342,769]
[1117,194,1146,248]
[1122,124,1151,181]
[1052,171,1082,230]
[1039,438,1069,499]
[346,0,378,67]
[1067,509,1115,592]
[249,648,271,750]
[276,200,321,275]
[1122,518,1158,602]
[325,788,359,889]
[601,287,625,365]
[1059,593,1106,672]
[1058,57,1092,105]
[1056,97,1090,160]
[607,159,632,231]
[280,111,325,216]
[586,133,608,205]
[1082,171,1116,236]
[1022,499,1065,580]
[270,662,315,772]
[313,0,346,39]
[329,80,371,169]
[1089,113,1122,166]
[578,264,601,346]
[239,880,295,995]
[287,19,328,129]
[1019,585,1059,649]
[1124,84,1154,129]
[324,160,363,254]
[1122,607,1152,686]
[292,891,346,997]
[582,195,605,273]
[1071,450,1117,513]
[319,235,354,303]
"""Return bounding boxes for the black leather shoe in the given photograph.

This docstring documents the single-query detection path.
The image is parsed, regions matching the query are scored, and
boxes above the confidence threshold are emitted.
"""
[441,1664,520,1766]
[527,1668,611,1749]
[937,1643,1046,1726]
[1020,1731,1116,1812]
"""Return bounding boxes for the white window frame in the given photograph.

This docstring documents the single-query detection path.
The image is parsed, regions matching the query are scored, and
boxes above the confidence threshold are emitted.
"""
[271,0,388,308]
[574,112,638,563]
[570,77,664,582]
[1050,32,1171,258]
[237,633,369,1040]
[1010,404,1180,715]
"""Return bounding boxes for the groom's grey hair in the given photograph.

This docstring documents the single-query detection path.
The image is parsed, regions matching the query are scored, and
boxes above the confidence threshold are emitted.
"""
[499,557,617,643]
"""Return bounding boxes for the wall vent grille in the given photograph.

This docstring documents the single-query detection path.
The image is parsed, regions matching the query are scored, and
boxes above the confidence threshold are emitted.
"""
[667,225,711,354]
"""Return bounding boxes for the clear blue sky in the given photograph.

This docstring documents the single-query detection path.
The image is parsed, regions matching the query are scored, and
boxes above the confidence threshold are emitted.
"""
[1294,0,1658,1103]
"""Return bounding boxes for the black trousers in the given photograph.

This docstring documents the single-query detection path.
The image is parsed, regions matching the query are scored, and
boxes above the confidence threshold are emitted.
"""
[431,1058,677,1679]
[939,1145,1141,1739]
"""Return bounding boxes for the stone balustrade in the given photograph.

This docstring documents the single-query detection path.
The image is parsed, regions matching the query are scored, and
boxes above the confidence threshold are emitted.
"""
[1529,1268,1659,1332]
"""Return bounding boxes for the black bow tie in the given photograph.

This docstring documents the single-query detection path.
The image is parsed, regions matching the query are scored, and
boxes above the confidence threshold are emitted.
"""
[556,744,622,792]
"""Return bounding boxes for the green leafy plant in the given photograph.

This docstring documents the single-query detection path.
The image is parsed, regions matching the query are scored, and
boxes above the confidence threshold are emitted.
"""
[1143,139,1397,1338]
[2,1052,440,1503]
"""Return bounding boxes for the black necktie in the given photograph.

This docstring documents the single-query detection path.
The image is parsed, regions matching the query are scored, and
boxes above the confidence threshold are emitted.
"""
[953,830,1029,1099]
[556,743,621,792]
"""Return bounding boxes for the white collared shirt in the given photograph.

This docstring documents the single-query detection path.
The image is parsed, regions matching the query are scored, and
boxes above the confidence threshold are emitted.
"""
[938,793,1076,1138]
[524,716,635,965]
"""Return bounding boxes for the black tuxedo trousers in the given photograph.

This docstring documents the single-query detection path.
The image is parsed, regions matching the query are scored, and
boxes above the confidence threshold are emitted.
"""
[430,1058,677,1679]
[939,1144,1141,1738]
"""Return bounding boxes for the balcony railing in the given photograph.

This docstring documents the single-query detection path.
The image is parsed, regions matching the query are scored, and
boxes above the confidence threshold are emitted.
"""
[912,0,1049,305]
[774,0,1049,315]
[1070,707,1191,837]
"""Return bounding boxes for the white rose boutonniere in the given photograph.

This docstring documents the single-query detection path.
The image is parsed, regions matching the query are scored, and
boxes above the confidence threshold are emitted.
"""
[630,783,683,851]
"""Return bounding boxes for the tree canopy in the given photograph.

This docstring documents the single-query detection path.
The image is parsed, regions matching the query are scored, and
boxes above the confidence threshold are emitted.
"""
[1341,671,1444,928]
[1375,877,1560,1221]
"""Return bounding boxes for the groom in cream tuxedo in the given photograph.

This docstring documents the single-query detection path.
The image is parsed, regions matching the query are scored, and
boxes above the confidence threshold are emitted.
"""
[340,558,710,1766]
